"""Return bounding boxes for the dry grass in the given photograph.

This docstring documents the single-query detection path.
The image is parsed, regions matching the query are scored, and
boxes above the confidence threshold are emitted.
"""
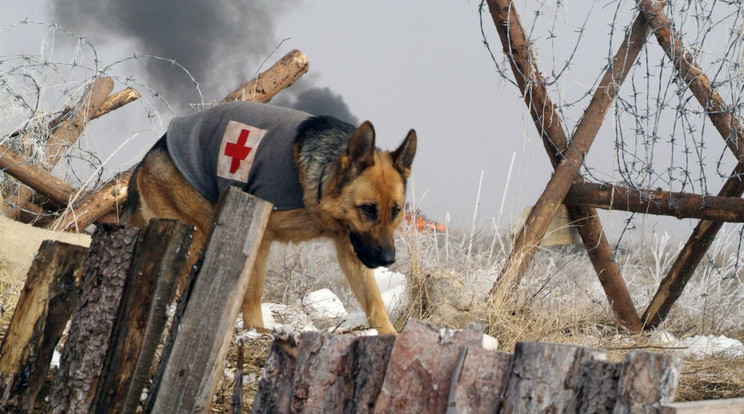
[2,211,744,411]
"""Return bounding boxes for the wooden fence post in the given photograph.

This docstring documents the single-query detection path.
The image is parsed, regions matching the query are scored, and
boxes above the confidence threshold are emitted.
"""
[147,187,272,413]
[91,219,194,414]
[48,224,140,414]
[0,241,87,411]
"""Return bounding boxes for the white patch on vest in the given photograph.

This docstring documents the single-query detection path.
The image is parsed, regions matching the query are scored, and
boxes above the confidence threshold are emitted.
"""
[217,120,267,183]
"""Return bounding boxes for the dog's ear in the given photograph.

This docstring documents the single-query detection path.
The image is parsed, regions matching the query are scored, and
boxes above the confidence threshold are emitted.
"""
[391,129,417,179]
[345,121,376,171]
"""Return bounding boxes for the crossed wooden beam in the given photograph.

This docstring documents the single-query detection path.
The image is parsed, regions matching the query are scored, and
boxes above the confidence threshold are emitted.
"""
[486,0,744,332]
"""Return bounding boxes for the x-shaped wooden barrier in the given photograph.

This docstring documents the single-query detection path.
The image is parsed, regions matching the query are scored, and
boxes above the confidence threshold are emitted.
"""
[485,0,744,332]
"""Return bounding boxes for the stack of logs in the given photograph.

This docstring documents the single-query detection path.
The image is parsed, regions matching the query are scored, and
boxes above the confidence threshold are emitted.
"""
[254,320,744,413]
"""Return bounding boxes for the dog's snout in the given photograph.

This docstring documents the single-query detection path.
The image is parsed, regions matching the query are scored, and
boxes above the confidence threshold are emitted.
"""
[379,248,396,267]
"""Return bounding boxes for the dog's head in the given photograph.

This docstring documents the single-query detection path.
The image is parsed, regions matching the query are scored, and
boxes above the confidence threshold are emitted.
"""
[325,121,417,268]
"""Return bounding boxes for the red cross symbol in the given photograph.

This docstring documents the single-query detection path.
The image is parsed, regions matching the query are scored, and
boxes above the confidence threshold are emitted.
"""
[224,129,253,173]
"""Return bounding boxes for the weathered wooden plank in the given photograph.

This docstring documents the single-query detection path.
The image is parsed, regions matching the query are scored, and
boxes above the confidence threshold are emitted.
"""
[91,219,193,414]
[148,187,272,413]
[251,332,300,414]
[447,346,512,414]
[375,320,484,413]
[500,341,606,414]
[613,351,681,414]
[0,241,86,412]
[660,398,744,414]
[48,224,140,414]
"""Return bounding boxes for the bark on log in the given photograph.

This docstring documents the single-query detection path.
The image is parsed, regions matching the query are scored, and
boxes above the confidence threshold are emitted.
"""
[580,359,622,414]
[221,49,309,103]
[565,182,744,222]
[485,0,647,332]
[0,144,78,206]
[500,341,606,414]
[51,168,133,232]
[635,0,744,329]
[613,351,681,413]
[375,320,484,413]
[348,335,396,414]
[447,346,512,414]
[251,332,300,414]
[147,188,272,413]
[48,224,140,414]
[0,241,86,412]
[291,332,357,412]
[91,220,193,414]
[91,87,140,120]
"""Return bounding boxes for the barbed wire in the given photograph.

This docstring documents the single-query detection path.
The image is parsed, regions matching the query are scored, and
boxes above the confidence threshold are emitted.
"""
[0,20,205,217]
[480,0,744,268]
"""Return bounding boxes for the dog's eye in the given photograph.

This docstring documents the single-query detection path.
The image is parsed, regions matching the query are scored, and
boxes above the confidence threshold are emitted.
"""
[360,203,377,220]
[391,205,401,220]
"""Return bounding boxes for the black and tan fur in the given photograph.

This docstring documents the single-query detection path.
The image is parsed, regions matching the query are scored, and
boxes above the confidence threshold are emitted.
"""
[122,113,416,335]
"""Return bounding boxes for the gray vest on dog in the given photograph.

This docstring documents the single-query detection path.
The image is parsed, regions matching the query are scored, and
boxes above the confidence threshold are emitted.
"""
[166,101,311,210]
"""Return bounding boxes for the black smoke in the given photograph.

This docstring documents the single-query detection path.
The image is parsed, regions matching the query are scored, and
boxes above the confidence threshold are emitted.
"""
[273,80,359,125]
[51,0,358,121]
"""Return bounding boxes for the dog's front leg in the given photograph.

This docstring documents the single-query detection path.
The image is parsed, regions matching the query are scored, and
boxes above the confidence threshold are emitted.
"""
[333,239,396,335]
[241,235,273,331]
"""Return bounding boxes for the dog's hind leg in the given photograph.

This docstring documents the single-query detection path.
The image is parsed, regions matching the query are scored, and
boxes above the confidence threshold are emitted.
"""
[241,235,273,331]
[333,239,396,335]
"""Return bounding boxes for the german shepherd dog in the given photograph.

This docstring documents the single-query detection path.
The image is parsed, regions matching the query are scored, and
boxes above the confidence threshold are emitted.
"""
[122,101,416,334]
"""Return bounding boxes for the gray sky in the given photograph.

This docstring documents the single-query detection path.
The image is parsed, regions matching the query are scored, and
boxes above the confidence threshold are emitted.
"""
[2,1,742,243]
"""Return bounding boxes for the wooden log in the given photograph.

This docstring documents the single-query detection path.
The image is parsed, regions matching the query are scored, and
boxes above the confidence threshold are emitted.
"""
[447,346,512,414]
[500,341,606,413]
[375,320,484,413]
[91,219,193,414]
[579,359,621,414]
[251,332,300,414]
[147,187,272,413]
[349,335,396,413]
[91,87,140,120]
[48,224,140,414]
[51,168,133,232]
[0,241,87,412]
[0,144,78,205]
[4,77,114,219]
[613,351,681,413]
[660,398,744,414]
[565,181,744,222]
[221,49,309,103]
[291,332,357,412]
[485,0,647,332]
